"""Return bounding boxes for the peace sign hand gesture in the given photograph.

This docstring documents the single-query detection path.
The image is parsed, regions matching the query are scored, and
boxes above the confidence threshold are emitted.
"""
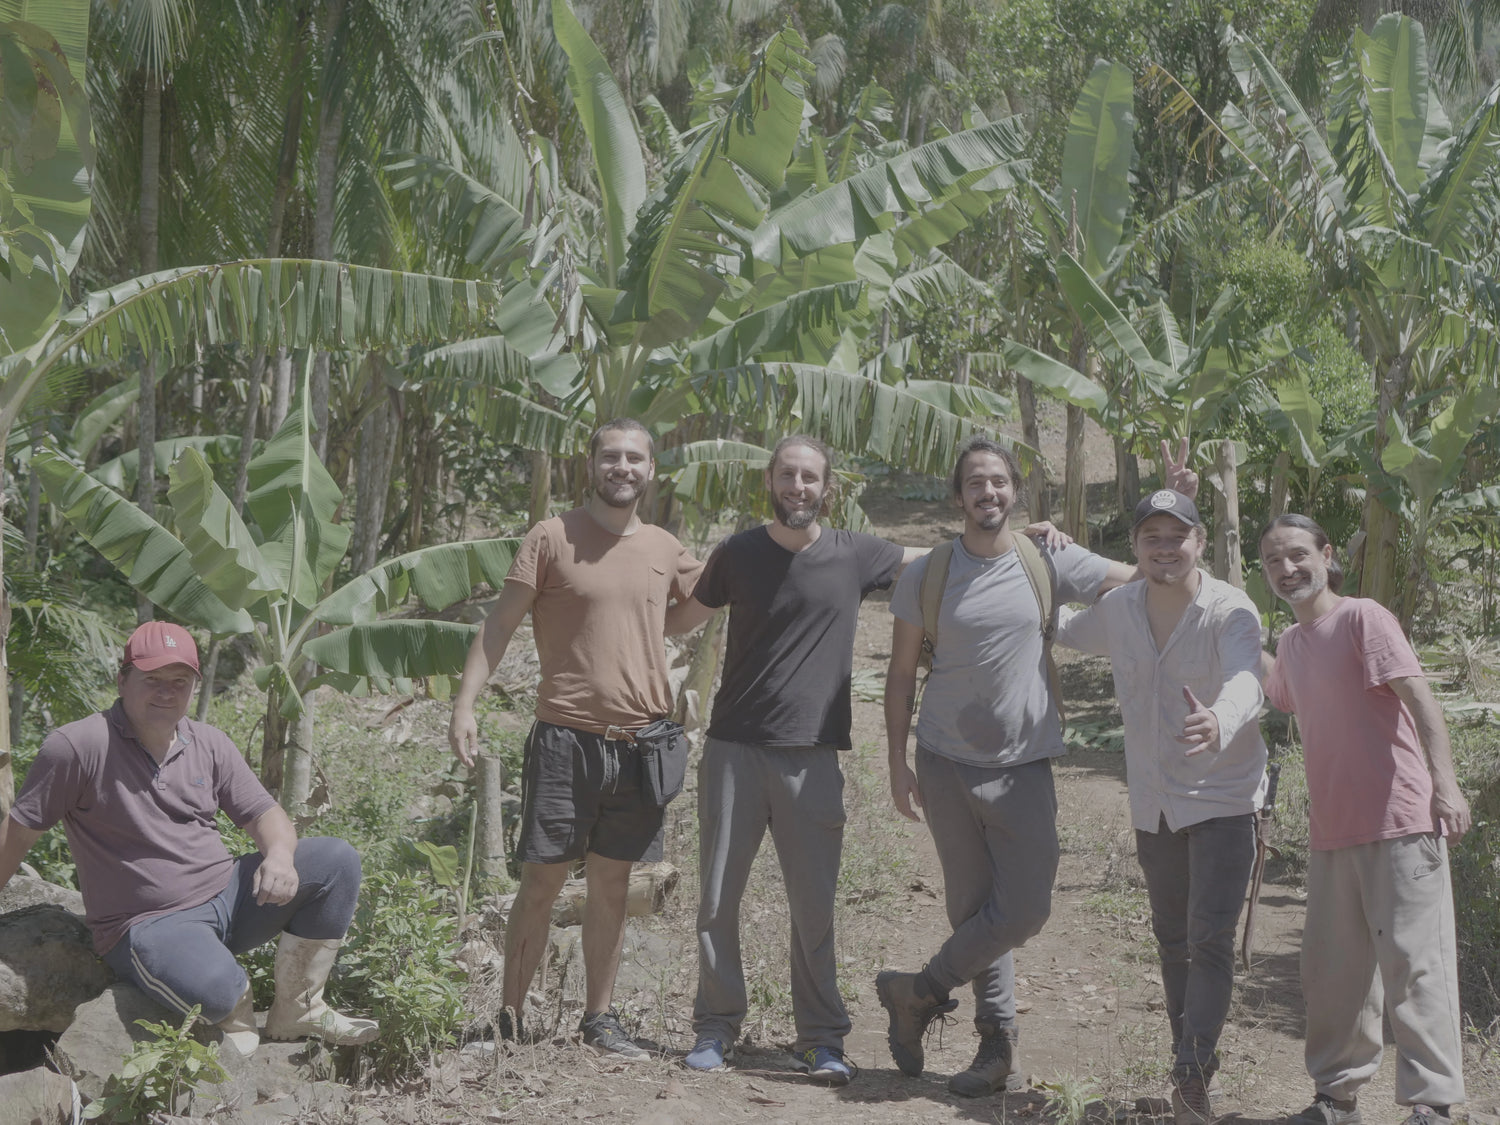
[1161,438,1199,502]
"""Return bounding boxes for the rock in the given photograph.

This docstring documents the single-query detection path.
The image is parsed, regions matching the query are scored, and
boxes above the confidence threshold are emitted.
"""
[206,1037,353,1124]
[613,925,683,997]
[0,1066,76,1125]
[0,871,85,916]
[52,983,178,1100]
[0,904,114,1032]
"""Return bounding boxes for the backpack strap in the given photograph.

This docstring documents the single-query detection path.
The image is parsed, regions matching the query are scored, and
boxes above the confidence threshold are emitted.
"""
[917,539,956,673]
[1012,533,1066,729]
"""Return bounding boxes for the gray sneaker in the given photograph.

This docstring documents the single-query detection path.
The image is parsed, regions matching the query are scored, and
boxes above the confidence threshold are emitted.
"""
[1399,1106,1450,1125]
[1288,1095,1362,1125]
[579,1010,650,1062]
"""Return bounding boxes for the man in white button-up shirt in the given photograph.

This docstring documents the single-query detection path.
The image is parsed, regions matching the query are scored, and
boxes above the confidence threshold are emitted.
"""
[1056,488,1267,1125]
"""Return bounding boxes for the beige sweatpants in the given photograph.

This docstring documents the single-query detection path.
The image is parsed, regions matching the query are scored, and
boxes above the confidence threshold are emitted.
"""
[1302,833,1465,1108]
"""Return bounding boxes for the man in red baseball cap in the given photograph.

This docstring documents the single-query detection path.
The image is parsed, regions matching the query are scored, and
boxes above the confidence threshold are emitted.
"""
[0,621,378,1055]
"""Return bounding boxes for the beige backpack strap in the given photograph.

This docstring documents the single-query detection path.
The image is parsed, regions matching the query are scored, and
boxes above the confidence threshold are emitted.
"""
[1012,533,1064,728]
[917,540,956,673]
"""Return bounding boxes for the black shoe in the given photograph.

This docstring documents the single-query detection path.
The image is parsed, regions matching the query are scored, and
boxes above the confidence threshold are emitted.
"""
[948,1022,1021,1097]
[579,1010,650,1062]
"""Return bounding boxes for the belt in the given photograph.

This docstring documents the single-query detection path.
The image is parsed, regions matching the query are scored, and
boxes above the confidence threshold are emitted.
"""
[601,724,641,744]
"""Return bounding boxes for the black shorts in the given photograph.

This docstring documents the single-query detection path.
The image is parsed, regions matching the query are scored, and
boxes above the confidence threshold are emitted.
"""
[516,720,665,865]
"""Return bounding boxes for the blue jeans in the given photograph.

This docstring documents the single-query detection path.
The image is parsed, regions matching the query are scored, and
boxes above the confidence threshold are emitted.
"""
[102,837,361,1023]
[1135,813,1255,1083]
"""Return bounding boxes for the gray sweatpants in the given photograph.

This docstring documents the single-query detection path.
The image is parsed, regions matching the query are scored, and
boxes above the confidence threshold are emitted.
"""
[103,837,362,1023]
[1303,833,1465,1108]
[916,748,1058,1005]
[693,738,850,1053]
[1134,812,1256,1083]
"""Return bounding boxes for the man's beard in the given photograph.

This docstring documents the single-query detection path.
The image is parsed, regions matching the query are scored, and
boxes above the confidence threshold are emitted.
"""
[970,505,1005,531]
[594,476,645,509]
[1279,568,1328,605]
[772,494,820,529]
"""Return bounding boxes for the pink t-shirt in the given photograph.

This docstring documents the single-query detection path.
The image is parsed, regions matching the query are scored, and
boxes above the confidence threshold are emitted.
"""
[10,701,277,953]
[1264,597,1432,850]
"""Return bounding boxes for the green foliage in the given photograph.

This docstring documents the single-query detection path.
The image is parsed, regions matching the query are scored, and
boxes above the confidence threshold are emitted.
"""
[330,869,468,1082]
[82,1007,228,1123]
[1038,1073,1101,1125]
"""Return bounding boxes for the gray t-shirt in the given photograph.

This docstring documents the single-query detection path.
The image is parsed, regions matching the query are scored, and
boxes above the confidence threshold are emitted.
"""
[891,538,1110,767]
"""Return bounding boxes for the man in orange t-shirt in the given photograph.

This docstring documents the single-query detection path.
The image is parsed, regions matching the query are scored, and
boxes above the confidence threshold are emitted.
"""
[449,419,702,1060]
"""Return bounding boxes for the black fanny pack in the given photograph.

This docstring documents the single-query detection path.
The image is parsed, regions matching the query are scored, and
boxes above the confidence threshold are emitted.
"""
[634,718,688,807]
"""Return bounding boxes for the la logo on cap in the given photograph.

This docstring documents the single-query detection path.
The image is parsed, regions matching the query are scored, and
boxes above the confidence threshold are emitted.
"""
[164,636,177,648]
[1150,490,1177,509]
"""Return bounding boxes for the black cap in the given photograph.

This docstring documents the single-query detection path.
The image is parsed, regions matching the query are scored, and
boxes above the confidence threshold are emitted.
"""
[1132,488,1200,530]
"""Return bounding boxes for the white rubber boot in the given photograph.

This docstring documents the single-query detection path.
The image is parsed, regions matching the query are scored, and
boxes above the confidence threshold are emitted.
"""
[263,934,380,1045]
[217,984,260,1057]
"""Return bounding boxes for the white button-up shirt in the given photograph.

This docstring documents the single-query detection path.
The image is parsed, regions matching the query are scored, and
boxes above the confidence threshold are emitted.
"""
[1057,571,1267,832]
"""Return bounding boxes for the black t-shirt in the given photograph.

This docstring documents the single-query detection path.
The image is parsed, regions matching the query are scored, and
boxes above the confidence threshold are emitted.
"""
[694,526,904,748]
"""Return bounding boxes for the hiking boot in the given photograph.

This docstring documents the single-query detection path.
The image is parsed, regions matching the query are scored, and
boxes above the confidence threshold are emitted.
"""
[793,1045,855,1086]
[1399,1106,1451,1125]
[495,1006,523,1043]
[1172,1075,1213,1125]
[579,1010,650,1061]
[875,969,959,1077]
[948,1021,1022,1097]
[684,1035,732,1071]
[1287,1095,1362,1125]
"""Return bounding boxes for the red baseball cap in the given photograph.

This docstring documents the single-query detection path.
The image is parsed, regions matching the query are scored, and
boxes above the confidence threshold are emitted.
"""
[122,622,201,675]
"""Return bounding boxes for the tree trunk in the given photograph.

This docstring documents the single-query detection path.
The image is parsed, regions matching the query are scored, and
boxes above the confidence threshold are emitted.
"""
[528,450,552,528]
[1359,352,1409,610]
[280,695,315,815]
[270,350,292,431]
[1113,435,1140,513]
[136,70,163,626]
[1268,451,1291,518]
[474,752,508,879]
[1213,439,1243,588]
[352,386,396,574]
[674,608,727,730]
[310,0,346,460]
[1017,377,1048,522]
[1063,405,1087,547]
[196,639,221,722]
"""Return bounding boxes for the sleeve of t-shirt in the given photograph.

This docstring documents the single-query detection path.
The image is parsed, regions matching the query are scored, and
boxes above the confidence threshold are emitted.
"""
[503,521,550,593]
[9,730,87,832]
[1353,600,1424,690]
[671,540,705,603]
[889,553,927,626]
[1049,543,1113,606]
[1055,601,1110,655]
[210,732,277,827]
[693,539,732,609]
[1208,601,1266,744]
[857,533,906,595]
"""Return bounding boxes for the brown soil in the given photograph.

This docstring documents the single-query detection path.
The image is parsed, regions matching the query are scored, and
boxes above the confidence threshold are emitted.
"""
[356,410,1500,1123]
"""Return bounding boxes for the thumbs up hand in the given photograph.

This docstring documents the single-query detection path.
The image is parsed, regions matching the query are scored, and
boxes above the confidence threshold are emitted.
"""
[1178,686,1220,756]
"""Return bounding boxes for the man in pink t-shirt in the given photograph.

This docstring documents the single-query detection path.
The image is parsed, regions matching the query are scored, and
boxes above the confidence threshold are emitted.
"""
[1260,515,1470,1125]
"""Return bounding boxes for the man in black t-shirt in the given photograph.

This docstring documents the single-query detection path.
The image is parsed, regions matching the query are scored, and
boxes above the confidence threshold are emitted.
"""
[666,435,915,1084]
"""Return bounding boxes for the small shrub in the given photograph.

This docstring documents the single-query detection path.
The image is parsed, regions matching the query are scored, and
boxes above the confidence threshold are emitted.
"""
[83,1007,229,1122]
[330,869,468,1082]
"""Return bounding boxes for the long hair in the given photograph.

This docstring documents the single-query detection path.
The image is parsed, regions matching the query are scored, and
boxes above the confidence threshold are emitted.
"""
[1259,513,1344,594]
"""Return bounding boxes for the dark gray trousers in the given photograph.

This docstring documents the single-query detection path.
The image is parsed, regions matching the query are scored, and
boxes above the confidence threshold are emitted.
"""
[1134,812,1255,1083]
[693,738,850,1052]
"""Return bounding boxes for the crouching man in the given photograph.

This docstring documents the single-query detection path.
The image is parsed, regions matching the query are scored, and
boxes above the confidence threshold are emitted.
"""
[0,622,378,1055]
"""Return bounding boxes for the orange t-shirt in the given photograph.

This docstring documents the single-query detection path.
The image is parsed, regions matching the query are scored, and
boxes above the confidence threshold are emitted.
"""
[506,508,702,732]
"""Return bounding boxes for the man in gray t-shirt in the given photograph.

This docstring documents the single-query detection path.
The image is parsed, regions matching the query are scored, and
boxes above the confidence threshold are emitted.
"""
[877,436,1195,1097]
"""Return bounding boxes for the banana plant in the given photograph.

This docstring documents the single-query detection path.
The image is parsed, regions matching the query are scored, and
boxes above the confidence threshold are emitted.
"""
[36,359,522,810]
[1208,14,1500,619]
[395,0,1035,526]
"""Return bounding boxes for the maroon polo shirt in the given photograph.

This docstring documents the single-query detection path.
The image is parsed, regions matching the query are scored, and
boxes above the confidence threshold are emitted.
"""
[10,700,276,954]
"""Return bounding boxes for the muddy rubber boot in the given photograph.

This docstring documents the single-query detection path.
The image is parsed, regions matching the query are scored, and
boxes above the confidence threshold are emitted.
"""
[216,984,260,1057]
[264,934,380,1045]
[948,1021,1022,1097]
[875,969,958,1077]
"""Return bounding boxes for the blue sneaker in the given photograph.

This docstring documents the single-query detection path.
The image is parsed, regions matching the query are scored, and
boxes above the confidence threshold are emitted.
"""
[684,1035,732,1071]
[794,1045,854,1086]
